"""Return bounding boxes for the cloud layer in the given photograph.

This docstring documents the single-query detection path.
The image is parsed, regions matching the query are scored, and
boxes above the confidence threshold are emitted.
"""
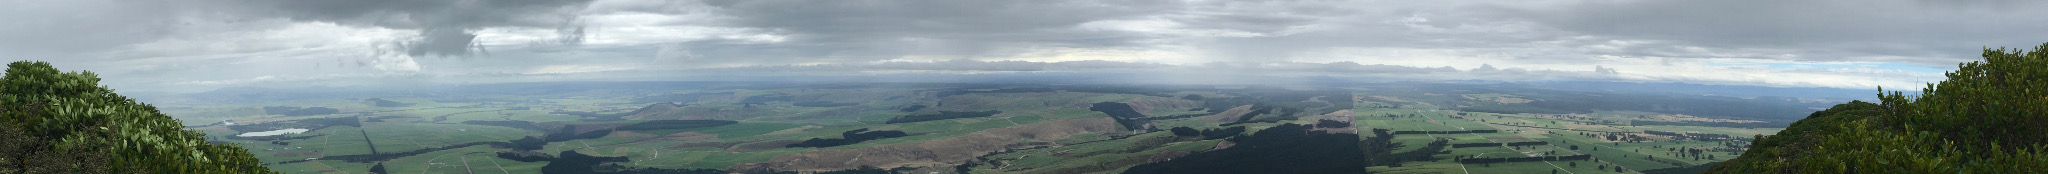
[4,0,2041,93]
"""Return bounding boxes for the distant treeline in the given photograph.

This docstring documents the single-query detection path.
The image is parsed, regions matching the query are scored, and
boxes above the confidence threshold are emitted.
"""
[543,125,615,142]
[1167,126,1246,140]
[1365,83,1812,122]
[615,120,737,131]
[263,106,340,116]
[226,116,360,133]
[1315,119,1348,128]
[362,98,414,107]
[786,128,911,148]
[1632,120,1787,128]
[1389,130,1499,135]
[1124,123,1364,174]
[1363,129,1451,167]
[898,105,926,112]
[541,150,627,173]
[793,101,859,107]
[508,136,546,151]
[1090,102,1150,130]
[325,141,513,162]
[885,110,1001,124]
[495,151,555,162]
[1456,154,1593,164]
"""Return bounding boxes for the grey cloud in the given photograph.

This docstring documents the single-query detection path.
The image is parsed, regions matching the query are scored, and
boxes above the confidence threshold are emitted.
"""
[1510,0,2048,63]
[678,0,1180,61]
[233,0,598,57]
[0,0,184,56]
[695,60,1171,72]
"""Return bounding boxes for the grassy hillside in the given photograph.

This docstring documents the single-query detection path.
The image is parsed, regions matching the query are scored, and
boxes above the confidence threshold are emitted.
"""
[1707,43,2048,173]
[0,61,274,173]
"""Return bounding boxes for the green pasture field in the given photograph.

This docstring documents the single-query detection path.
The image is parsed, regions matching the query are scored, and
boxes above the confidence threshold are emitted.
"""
[360,122,538,153]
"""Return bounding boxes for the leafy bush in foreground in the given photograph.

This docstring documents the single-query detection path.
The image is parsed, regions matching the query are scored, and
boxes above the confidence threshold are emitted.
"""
[0,61,275,173]
[1707,43,2048,173]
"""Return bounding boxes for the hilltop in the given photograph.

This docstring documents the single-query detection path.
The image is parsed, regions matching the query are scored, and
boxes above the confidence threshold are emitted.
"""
[1707,43,2048,173]
[0,61,273,173]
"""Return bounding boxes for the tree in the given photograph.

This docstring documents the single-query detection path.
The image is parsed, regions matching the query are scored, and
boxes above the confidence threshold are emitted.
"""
[0,61,275,173]
[369,162,387,174]
[1571,145,1580,150]
[1169,127,1200,137]
[1570,162,1577,167]
[1708,43,2048,173]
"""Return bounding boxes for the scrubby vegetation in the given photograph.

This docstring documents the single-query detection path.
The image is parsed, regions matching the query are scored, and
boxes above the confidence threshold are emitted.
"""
[1707,43,2048,173]
[0,61,274,173]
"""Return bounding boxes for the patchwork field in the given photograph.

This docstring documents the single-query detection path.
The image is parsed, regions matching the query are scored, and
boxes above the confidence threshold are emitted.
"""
[164,82,1793,173]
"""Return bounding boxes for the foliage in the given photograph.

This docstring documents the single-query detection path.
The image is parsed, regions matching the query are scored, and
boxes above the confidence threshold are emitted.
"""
[1122,124,1364,174]
[1198,126,1245,140]
[1168,127,1200,137]
[509,136,547,151]
[1361,129,1449,167]
[541,150,628,174]
[1707,43,2048,173]
[368,162,386,174]
[0,61,276,173]
[543,124,614,142]
[495,151,556,162]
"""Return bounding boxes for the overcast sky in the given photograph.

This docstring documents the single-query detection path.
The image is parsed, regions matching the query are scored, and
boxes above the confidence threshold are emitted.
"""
[5,0,2045,93]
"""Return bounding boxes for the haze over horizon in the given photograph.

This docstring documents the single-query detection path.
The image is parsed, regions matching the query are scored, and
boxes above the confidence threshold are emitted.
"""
[7,0,2047,93]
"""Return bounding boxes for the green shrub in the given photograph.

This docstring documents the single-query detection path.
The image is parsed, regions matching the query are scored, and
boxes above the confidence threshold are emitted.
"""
[1708,43,2048,173]
[0,61,275,173]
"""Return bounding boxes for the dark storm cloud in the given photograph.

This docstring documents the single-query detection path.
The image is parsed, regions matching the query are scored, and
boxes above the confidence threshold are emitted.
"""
[1508,0,2048,63]
[682,0,1179,61]
[231,0,598,57]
